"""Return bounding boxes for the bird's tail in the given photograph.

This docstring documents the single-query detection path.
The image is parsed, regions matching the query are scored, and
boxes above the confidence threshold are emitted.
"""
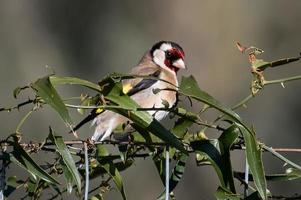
[70,109,101,133]
[91,118,116,141]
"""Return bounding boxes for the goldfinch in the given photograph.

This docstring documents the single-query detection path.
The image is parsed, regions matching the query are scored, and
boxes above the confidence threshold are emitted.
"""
[73,41,186,141]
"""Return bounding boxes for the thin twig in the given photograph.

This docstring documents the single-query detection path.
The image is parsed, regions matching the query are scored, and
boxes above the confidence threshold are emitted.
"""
[234,173,256,192]
[0,99,34,112]
[202,74,301,135]
[84,142,89,200]
[244,158,249,198]
[264,75,301,85]
[232,94,253,110]
[0,150,6,200]
[271,148,301,152]
[65,104,127,110]
[261,144,301,171]
[232,74,301,111]
[2,139,301,153]
[269,194,301,200]
[165,146,170,200]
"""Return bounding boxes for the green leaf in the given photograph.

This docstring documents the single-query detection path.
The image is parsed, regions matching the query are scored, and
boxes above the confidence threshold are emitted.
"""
[7,176,18,188]
[103,80,186,153]
[130,124,161,145]
[217,126,239,193]
[234,168,301,182]
[96,144,110,157]
[96,145,127,200]
[10,142,59,185]
[78,95,100,115]
[101,162,127,200]
[179,76,241,123]
[252,59,271,71]
[179,76,266,199]
[191,140,226,189]
[31,76,73,126]
[237,124,267,200]
[48,129,81,193]
[4,176,25,197]
[214,186,240,200]
[90,194,104,200]
[253,54,301,71]
[78,145,133,179]
[270,55,301,68]
[171,118,193,138]
[60,161,74,194]
[153,153,165,184]
[26,178,40,198]
[191,125,238,192]
[86,159,133,179]
[49,76,102,92]
[179,76,251,133]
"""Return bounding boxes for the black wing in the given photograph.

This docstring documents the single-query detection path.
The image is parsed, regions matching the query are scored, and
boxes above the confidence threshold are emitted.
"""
[72,70,161,132]
[126,70,160,96]
[71,108,100,132]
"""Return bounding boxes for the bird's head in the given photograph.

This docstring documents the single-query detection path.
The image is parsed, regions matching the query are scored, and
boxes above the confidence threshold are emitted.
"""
[150,41,186,73]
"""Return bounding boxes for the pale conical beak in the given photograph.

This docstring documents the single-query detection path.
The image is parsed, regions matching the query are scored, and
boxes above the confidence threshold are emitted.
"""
[173,58,186,69]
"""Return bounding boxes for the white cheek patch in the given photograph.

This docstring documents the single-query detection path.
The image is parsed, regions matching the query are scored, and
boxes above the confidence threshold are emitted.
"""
[153,49,166,68]
[160,43,172,51]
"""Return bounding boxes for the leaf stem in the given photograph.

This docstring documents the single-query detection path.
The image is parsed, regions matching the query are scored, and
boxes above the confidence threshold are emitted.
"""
[15,110,34,134]
[232,94,253,110]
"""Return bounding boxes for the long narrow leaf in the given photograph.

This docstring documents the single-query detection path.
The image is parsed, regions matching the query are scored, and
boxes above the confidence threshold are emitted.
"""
[171,118,194,138]
[96,145,127,200]
[234,168,301,182]
[179,76,267,199]
[237,124,267,200]
[191,140,226,187]
[179,76,241,122]
[101,162,126,200]
[191,125,238,192]
[48,129,81,193]
[31,76,72,126]
[10,142,59,185]
[49,76,102,92]
[218,125,239,193]
[214,186,240,200]
[60,161,74,194]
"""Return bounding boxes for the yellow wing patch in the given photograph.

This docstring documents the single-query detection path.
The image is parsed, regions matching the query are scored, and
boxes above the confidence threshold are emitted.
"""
[96,108,104,114]
[122,83,133,94]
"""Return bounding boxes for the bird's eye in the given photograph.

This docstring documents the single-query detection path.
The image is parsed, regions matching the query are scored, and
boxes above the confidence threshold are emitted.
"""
[165,51,172,58]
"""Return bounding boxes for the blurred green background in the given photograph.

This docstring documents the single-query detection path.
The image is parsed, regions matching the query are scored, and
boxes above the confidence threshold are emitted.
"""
[1,1,301,199]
